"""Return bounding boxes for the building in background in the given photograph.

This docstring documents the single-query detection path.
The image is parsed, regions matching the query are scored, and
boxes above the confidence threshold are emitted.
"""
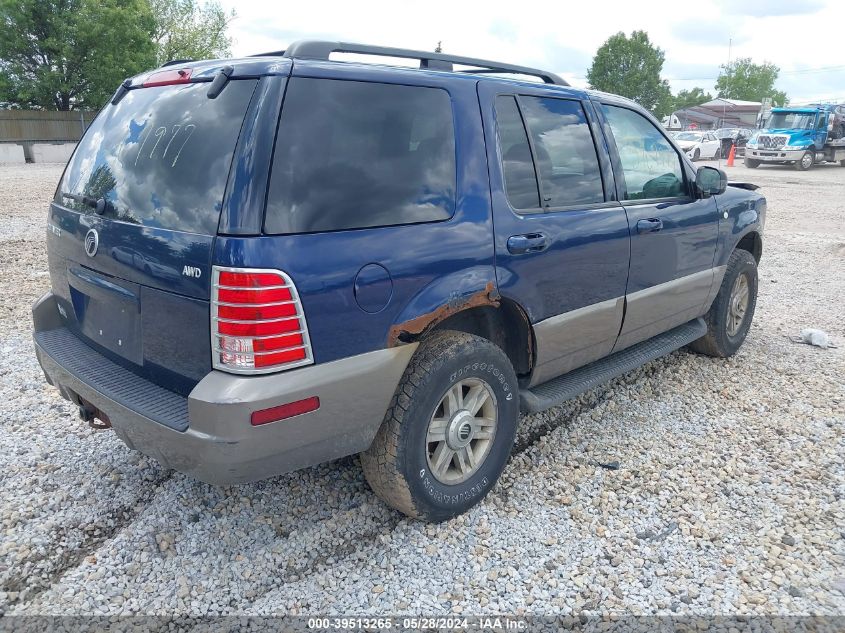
[663,98,762,131]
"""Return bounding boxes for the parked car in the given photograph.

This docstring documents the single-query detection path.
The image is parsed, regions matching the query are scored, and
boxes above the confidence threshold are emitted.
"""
[674,131,722,160]
[715,128,753,157]
[33,41,766,521]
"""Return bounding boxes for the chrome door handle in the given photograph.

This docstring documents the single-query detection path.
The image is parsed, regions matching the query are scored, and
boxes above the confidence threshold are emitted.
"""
[636,218,663,234]
[507,233,549,254]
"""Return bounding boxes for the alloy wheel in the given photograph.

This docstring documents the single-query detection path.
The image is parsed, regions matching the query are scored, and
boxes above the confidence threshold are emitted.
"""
[426,378,497,485]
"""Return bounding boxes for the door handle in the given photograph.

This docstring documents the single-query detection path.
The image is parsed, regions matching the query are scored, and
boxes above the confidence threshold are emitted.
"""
[636,218,663,234]
[507,233,548,254]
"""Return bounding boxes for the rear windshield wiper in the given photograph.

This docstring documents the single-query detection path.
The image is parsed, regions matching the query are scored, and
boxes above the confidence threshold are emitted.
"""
[61,192,113,215]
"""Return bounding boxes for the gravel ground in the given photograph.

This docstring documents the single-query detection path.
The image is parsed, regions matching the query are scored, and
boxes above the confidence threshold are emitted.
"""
[0,161,843,618]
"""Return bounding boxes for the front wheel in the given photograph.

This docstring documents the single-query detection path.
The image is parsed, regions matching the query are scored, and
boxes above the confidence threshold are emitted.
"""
[690,249,758,358]
[745,158,760,169]
[795,151,815,171]
[361,331,519,522]
[693,148,701,161]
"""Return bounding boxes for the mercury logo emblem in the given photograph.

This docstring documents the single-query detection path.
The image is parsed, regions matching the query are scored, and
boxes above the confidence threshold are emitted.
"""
[458,422,472,442]
[84,228,99,257]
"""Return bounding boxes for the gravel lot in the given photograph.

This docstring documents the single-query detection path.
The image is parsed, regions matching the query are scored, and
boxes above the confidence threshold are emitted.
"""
[0,161,843,618]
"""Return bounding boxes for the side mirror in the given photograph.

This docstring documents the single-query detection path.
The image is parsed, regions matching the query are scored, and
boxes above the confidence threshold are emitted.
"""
[696,166,727,197]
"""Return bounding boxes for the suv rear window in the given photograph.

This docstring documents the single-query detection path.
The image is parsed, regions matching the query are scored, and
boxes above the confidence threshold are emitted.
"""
[56,80,257,234]
[264,78,456,234]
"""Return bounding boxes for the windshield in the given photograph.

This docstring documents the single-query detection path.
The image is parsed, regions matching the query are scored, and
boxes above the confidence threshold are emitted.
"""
[676,132,702,141]
[767,112,815,130]
[57,80,257,234]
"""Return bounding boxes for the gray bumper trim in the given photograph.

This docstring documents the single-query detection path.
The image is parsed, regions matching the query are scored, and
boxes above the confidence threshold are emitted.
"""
[33,292,418,484]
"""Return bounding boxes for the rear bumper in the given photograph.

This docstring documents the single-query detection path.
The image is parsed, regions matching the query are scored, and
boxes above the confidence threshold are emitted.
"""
[33,292,416,484]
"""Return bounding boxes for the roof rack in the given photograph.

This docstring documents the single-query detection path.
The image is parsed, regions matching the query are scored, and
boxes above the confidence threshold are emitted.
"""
[254,40,568,86]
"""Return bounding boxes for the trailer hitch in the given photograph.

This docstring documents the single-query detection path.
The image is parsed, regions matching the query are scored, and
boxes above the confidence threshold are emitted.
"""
[78,403,112,430]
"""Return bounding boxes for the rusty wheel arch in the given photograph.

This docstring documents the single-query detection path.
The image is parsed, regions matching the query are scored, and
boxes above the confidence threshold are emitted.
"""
[388,287,535,379]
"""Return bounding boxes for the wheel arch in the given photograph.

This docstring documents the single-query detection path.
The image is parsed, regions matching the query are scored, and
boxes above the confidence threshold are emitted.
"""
[735,230,763,263]
[386,269,535,378]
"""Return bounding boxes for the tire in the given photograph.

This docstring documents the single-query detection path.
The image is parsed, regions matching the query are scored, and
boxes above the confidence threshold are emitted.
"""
[690,249,758,358]
[744,158,760,169]
[361,331,519,522]
[795,150,814,171]
[840,160,845,167]
[693,148,700,161]
[714,147,722,160]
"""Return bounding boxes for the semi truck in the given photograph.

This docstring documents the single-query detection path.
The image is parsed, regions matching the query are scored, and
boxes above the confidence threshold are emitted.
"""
[745,103,845,170]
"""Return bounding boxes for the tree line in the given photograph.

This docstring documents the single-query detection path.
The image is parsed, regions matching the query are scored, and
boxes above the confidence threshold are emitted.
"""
[1,8,788,116]
[586,30,788,119]
[0,0,234,110]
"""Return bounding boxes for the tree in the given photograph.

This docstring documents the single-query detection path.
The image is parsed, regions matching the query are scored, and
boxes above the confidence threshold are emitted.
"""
[0,0,156,110]
[716,58,787,105]
[587,31,673,118]
[150,0,235,66]
[671,87,713,111]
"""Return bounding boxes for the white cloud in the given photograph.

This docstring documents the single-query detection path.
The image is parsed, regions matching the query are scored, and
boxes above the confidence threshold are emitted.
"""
[220,0,845,102]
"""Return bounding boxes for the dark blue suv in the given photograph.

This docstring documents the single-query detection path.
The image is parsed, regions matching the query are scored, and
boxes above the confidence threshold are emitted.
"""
[32,41,765,521]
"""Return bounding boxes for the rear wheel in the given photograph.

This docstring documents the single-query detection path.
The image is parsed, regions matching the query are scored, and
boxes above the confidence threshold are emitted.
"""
[745,158,760,169]
[795,150,815,171]
[690,249,758,358]
[361,331,519,522]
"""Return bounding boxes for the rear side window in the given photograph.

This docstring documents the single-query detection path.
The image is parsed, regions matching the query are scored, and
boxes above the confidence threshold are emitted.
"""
[57,80,257,234]
[519,97,605,208]
[601,105,685,201]
[265,78,456,234]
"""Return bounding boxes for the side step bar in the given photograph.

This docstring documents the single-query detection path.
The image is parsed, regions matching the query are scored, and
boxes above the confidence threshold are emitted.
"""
[520,318,707,414]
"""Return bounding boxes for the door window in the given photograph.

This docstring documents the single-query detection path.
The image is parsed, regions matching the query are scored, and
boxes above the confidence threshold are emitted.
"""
[495,96,541,209]
[601,105,686,201]
[519,97,605,208]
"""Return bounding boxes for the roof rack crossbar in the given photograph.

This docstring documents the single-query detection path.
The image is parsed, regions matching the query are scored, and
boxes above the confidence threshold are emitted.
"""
[256,40,568,86]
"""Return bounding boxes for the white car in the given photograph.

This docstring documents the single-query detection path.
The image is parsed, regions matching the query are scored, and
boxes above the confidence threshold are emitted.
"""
[674,131,722,160]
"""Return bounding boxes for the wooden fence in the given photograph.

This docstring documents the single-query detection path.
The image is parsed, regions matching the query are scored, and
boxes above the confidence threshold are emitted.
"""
[0,110,97,142]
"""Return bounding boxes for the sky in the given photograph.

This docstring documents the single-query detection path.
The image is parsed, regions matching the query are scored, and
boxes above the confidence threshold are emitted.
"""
[218,0,845,105]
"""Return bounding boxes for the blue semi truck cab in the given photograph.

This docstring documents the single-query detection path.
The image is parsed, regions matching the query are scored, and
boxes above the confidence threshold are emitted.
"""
[745,103,845,170]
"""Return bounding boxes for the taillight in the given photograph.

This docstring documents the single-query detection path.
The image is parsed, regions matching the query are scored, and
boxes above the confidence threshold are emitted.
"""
[211,266,313,374]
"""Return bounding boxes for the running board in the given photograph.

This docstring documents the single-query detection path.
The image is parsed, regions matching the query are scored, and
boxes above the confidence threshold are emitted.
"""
[520,318,707,414]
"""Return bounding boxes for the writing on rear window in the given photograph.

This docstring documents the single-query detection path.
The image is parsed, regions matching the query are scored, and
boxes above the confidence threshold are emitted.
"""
[134,124,196,168]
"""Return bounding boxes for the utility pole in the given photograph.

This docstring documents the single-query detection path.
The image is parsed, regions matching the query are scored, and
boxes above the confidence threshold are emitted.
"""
[719,37,731,167]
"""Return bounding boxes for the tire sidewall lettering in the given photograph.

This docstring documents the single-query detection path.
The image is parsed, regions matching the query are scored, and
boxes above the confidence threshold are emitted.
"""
[448,363,512,396]
[413,349,518,515]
